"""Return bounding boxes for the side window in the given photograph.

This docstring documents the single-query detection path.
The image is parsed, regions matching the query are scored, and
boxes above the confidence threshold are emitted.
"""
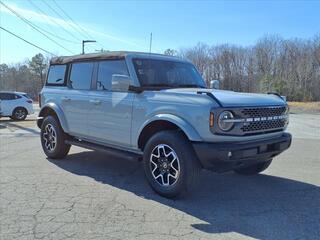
[14,94,21,99]
[22,94,32,99]
[0,93,15,100]
[70,62,94,90]
[97,60,128,90]
[47,65,66,85]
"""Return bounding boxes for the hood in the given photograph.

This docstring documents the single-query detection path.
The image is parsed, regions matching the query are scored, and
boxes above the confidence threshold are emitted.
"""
[162,88,286,107]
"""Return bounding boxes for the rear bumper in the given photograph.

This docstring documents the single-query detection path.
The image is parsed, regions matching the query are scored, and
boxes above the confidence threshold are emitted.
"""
[192,132,292,172]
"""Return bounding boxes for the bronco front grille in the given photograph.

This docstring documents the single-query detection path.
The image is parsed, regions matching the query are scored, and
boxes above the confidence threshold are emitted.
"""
[213,105,289,136]
[241,106,286,117]
[240,106,287,134]
[241,119,286,133]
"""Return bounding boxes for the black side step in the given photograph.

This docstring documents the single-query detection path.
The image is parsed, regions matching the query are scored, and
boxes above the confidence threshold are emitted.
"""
[65,139,142,161]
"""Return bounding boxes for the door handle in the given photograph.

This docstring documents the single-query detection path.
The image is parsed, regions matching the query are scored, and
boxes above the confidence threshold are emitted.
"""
[61,97,71,101]
[89,99,101,105]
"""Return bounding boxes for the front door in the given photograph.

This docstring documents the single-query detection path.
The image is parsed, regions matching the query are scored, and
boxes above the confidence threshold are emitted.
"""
[86,59,134,147]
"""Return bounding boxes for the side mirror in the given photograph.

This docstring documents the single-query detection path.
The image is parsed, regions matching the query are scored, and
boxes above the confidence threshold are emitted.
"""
[210,79,220,89]
[111,74,131,92]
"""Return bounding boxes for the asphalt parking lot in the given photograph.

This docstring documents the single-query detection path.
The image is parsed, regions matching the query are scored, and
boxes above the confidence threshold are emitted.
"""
[0,111,319,240]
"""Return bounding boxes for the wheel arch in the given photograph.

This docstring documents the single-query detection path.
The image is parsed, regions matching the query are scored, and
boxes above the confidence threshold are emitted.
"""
[137,114,202,150]
[37,103,68,132]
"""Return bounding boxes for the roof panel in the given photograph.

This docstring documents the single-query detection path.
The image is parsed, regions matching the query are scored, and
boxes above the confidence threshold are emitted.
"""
[50,51,184,64]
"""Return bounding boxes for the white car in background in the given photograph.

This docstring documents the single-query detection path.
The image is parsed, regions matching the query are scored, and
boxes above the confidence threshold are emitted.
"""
[0,91,34,120]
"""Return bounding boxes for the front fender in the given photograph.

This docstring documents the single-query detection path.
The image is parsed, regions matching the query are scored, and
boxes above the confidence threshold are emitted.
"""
[138,113,202,142]
[38,103,69,132]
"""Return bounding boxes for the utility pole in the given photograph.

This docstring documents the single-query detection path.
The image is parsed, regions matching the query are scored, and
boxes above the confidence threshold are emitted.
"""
[82,40,96,54]
[149,33,152,53]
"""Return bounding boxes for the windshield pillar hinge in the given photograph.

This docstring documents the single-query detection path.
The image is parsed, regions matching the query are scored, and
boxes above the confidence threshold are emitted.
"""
[197,91,223,107]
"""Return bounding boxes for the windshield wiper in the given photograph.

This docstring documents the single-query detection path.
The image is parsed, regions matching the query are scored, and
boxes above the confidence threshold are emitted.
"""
[175,84,206,88]
[143,84,177,89]
[146,84,173,87]
[143,84,206,89]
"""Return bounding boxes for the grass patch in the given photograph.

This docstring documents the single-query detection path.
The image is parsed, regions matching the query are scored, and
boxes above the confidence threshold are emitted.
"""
[288,102,320,114]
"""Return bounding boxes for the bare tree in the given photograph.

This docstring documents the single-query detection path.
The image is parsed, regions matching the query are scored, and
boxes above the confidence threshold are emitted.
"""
[173,34,320,101]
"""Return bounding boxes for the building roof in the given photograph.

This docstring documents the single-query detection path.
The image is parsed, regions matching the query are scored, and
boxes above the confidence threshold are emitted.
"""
[50,51,182,65]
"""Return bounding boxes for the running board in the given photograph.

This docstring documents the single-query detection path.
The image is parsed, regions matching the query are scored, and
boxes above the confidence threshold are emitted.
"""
[65,139,142,161]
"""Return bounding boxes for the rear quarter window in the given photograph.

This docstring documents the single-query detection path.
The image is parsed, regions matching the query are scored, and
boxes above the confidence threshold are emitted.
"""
[47,65,67,85]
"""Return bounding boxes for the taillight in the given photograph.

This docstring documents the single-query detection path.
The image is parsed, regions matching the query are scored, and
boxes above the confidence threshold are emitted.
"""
[27,99,32,104]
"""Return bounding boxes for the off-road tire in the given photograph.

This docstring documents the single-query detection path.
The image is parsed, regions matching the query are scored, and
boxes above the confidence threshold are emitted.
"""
[143,130,201,198]
[40,116,70,159]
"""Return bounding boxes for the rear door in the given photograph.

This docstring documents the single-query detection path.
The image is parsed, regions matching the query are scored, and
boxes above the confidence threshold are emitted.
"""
[61,62,94,137]
[87,59,134,147]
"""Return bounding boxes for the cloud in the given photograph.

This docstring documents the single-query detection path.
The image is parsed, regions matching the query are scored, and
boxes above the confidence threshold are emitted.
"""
[1,2,143,48]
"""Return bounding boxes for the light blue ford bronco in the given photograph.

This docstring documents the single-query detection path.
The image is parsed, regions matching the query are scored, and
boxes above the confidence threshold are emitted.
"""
[38,51,292,198]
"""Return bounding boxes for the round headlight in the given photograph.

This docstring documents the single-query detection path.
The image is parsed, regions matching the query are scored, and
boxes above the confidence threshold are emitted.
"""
[218,111,234,131]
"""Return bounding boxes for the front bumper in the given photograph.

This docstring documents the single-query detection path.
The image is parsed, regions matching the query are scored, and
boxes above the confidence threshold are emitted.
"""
[192,132,292,172]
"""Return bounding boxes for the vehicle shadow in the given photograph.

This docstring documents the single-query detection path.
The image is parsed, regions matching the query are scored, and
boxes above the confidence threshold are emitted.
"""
[50,150,320,239]
[0,121,39,134]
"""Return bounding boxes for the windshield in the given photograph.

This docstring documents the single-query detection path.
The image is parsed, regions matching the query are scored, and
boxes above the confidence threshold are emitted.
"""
[133,58,206,88]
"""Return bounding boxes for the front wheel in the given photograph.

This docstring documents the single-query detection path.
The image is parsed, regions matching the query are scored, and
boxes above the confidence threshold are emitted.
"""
[40,116,70,159]
[234,159,272,175]
[143,130,201,198]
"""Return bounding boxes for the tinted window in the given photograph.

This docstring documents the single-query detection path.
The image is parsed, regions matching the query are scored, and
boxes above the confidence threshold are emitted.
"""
[0,93,6,100]
[97,60,128,90]
[70,62,94,90]
[0,93,17,100]
[14,94,21,99]
[47,65,66,85]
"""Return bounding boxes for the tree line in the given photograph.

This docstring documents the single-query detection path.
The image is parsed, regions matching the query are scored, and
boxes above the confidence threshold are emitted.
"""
[1,34,319,101]
[0,53,48,100]
[166,34,320,101]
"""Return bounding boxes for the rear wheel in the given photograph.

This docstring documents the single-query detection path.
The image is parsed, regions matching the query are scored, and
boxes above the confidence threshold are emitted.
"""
[143,130,201,198]
[12,107,27,120]
[234,159,272,175]
[40,116,70,159]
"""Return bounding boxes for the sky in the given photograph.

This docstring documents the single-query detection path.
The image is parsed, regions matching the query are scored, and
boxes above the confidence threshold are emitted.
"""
[0,0,319,64]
